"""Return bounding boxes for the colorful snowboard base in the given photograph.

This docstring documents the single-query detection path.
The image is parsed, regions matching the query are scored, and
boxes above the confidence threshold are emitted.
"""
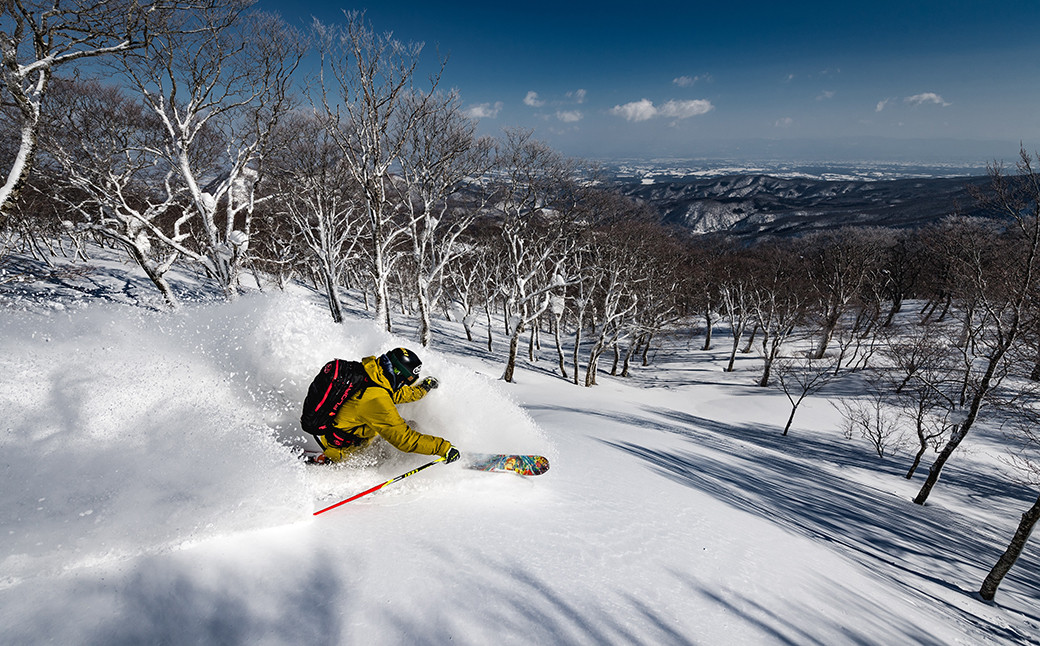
[463,453,550,476]
[299,449,549,476]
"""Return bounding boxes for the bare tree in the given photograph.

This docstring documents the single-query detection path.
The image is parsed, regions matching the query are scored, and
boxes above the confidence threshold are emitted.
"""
[582,242,639,387]
[39,78,184,308]
[622,229,685,375]
[749,241,806,387]
[803,226,893,359]
[397,90,494,346]
[269,112,363,322]
[978,401,1040,600]
[914,152,1040,505]
[684,237,728,351]
[719,247,756,373]
[878,322,958,478]
[494,129,584,383]
[0,0,176,215]
[315,10,444,332]
[117,2,303,299]
[835,378,906,458]
[774,343,840,436]
[880,230,923,327]
[443,241,491,344]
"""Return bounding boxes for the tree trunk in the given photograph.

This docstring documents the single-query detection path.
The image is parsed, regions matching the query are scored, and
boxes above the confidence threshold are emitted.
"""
[324,269,343,324]
[502,323,524,382]
[0,118,41,216]
[417,282,432,346]
[462,313,474,342]
[571,314,583,386]
[883,293,903,327]
[782,405,797,436]
[553,314,567,378]
[758,357,773,387]
[979,493,1040,601]
[484,302,494,352]
[642,333,653,366]
[584,346,600,387]
[726,336,740,372]
[741,322,758,354]
[621,334,640,377]
[913,425,966,504]
[905,445,927,480]
[814,311,839,359]
[915,341,1010,504]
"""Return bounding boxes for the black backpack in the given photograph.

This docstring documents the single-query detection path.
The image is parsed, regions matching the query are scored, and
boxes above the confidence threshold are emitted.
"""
[300,359,372,436]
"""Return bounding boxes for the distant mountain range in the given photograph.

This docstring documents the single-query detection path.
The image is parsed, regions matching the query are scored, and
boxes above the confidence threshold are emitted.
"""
[616,174,998,239]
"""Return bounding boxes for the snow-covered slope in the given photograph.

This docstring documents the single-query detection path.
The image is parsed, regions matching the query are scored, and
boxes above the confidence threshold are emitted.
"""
[1,251,1037,645]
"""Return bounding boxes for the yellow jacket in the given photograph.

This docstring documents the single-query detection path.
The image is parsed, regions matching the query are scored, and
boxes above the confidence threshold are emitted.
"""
[329,355,450,457]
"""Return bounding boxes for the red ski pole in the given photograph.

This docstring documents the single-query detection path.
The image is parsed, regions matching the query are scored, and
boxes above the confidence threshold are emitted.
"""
[313,456,446,516]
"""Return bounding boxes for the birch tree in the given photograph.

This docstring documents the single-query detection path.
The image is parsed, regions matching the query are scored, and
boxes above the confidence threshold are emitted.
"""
[0,0,177,215]
[397,90,494,346]
[582,241,639,387]
[979,403,1040,600]
[803,227,892,359]
[718,245,756,373]
[118,1,303,299]
[774,344,840,436]
[914,152,1040,505]
[40,78,184,307]
[315,10,443,332]
[494,128,584,383]
[751,241,806,387]
[269,112,363,322]
[879,322,958,479]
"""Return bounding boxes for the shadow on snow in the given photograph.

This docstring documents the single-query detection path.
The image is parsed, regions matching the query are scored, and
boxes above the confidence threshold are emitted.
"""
[575,403,1039,639]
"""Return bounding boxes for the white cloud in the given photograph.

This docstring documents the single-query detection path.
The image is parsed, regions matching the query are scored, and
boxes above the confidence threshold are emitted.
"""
[905,92,951,107]
[610,99,658,122]
[523,91,545,107]
[816,90,835,101]
[775,117,794,128]
[673,74,712,87]
[610,98,713,122]
[876,98,890,112]
[567,89,587,104]
[465,101,503,119]
[659,99,713,119]
[556,110,583,123]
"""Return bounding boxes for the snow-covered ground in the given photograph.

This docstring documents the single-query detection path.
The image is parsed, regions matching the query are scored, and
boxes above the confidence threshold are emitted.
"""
[1,248,1038,645]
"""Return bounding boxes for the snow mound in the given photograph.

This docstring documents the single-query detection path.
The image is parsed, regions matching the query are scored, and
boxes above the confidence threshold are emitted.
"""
[0,292,550,588]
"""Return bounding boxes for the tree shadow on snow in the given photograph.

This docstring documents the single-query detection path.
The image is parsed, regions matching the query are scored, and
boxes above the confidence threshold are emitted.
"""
[596,406,1040,635]
[81,559,344,646]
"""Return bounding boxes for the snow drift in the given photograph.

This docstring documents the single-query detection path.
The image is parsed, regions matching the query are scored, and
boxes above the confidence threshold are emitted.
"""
[0,292,551,591]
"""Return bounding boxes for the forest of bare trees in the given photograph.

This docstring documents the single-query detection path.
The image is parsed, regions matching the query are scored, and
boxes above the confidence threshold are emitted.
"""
[3,0,1039,603]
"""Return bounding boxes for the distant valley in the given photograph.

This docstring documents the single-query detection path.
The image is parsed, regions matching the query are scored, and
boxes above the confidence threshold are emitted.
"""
[614,173,997,239]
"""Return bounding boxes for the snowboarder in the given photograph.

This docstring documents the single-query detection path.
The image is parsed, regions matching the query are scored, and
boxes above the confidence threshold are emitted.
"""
[312,347,461,465]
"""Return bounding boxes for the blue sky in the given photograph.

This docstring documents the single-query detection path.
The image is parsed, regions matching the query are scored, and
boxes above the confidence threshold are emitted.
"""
[259,1,1040,164]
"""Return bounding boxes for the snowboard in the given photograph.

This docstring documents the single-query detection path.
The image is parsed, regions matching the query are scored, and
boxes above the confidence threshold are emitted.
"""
[464,453,550,476]
[300,449,550,476]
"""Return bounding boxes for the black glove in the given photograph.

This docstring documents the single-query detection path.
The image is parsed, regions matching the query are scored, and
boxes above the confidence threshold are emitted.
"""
[445,447,461,464]
[419,376,439,391]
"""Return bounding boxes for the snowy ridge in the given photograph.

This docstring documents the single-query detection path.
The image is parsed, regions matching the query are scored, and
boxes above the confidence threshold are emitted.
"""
[621,173,996,237]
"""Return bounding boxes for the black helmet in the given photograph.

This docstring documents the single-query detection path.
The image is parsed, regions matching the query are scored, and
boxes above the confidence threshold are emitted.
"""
[380,347,422,390]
